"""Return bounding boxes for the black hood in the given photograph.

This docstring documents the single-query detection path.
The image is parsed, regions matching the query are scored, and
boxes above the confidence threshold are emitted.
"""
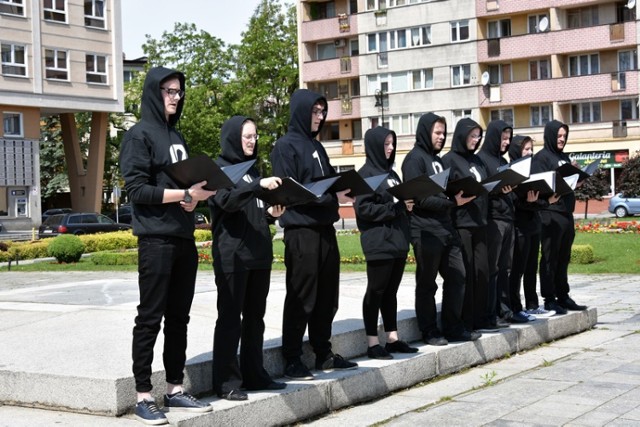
[451,118,482,158]
[416,112,447,155]
[219,115,257,164]
[288,88,327,139]
[140,66,185,127]
[509,134,532,162]
[363,126,396,172]
[543,120,569,153]
[480,120,512,157]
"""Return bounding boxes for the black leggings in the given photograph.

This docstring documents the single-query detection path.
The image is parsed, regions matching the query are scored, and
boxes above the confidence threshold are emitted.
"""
[362,258,406,336]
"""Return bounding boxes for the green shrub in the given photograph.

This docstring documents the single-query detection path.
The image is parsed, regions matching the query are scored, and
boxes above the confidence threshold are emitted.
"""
[47,234,85,263]
[571,244,594,264]
[79,230,137,252]
[194,229,212,242]
[90,250,138,265]
[11,240,49,260]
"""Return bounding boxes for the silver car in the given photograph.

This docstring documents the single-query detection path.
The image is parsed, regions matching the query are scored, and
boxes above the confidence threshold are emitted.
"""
[608,193,640,218]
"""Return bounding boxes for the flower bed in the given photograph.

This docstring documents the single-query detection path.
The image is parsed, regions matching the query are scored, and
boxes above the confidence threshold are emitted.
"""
[575,220,640,234]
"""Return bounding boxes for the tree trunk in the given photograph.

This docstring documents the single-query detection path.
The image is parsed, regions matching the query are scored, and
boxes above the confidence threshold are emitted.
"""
[584,199,589,219]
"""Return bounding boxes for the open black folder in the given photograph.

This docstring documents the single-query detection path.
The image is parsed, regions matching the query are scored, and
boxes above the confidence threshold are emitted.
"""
[515,171,556,198]
[258,176,340,207]
[445,176,498,198]
[164,154,256,191]
[556,158,602,182]
[481,156,531,194]
[323,170,388,197]
[387,169,450,200]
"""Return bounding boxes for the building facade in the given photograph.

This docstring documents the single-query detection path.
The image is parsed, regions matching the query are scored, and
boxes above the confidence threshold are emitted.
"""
[297,0,639,196]
[0,0,123,230]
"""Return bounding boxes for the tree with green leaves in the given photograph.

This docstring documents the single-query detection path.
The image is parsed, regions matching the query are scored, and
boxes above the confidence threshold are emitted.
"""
[574,168,611,219]
[617,155,640,197]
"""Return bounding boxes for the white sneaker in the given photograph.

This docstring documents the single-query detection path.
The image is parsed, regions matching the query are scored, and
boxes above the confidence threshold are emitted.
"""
[526,306,555,317]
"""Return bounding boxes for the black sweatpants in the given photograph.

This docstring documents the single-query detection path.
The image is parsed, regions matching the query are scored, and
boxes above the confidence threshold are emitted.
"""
[362,258,406,336]
[132,235,198,393]
[486,219,515,321]
[281,226,340,362]
[412,234,466,337]
[539,211,574,302]
[457,227,490,331]
[212,269,272,395]
[510,228,540,311]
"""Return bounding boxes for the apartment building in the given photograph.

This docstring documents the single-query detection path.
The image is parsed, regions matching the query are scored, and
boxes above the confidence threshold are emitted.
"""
[0,0,123,230]
[297,0,640,195]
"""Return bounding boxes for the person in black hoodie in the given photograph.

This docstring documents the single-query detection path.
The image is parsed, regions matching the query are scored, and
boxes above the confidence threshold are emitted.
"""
[270,89,358,380]
[120,67,215,425]
[476,120,525,324]
[401,113,480,345]
[208,116,287,401]
[532,120,588,314]
[442,118,499,331]
[355,126,419,360]
[508,135,558,317]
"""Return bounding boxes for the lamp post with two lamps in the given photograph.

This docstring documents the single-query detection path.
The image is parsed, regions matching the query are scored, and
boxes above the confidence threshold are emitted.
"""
[374,89,386,128]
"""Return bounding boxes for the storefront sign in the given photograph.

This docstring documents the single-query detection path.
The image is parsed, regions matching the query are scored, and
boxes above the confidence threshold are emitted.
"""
[568,149,629,169]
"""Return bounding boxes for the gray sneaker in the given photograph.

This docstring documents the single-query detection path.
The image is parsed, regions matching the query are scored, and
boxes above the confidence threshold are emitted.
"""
[134,400,168,425]
[164,392,212,413]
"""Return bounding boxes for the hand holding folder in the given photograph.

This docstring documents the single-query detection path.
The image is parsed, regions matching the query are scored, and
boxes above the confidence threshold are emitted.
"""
[445,175,497,198]
[481,156,531,194]
[323,170,388,198]
[387,169,449,200]
[163,154,256,191]
[258,176,340,207]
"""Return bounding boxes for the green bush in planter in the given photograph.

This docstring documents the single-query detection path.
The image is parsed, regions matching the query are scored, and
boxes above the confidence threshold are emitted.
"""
[571,244,594,264]
[47,234,85,263]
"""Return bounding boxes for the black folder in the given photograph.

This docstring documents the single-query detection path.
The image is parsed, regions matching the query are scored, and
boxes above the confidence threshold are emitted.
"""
[164,155,256,191]
[482,156,531,194]
[556,173,578,196]
[258,176,340,207]
[514,171,556,198]
[556,158,601,182]
[387,169,450,200]
[445,176,497,198]
[325,170,387,197]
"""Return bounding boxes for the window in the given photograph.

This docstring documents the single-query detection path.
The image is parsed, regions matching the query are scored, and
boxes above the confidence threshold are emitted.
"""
[367,26,431,52]
[317,42,337,60]
[350,78,360,96]
[366,0,411,10]
[45,48,68,80]
[567,6,598,29]
[530,105,552,126]
[84,0,105,28]
[569,54,599,76]
[1,43,27,76]
[412,68,433,90]
[388,114,412,135]
[529,59,550,80]
[618,50,637,72]
[86,54,107,84]
[0,0,24,16]
[621,98,639,120]
[2,112,23,137]
[319,122,340,140]
[617,1,636,23]
[313,0,335,19]
[490,109,514,126]
[488,19,511,38]
[43,0,67,23]
[314,81,339,100]
[352,119,362,140]
[450,20,469,42]
[349,39,359,56]
[489,63,512,84]
[451,64,471,87]
[571,102,601,123]
[528,14,548,33]
[453,109,472,126]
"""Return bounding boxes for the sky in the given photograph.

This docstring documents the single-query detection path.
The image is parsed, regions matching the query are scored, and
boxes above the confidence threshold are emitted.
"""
[120,0,271,59]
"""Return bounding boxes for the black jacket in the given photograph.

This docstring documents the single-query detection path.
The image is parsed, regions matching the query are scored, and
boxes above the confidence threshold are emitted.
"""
[531,120,575,215]
[401,113,458,244]
[509,135,545,235]
[120,66,195,239]
[355,126,410,261]
[270,89,339,228]
[208,116,273,273]
[441,118,489,228]
[477,120,514,222]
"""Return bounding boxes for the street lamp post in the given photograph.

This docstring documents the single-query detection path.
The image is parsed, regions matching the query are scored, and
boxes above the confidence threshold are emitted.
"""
[374,89,385,128]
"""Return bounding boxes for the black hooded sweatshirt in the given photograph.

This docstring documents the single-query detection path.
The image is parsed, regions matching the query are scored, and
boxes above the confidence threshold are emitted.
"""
[354,126,410,261]
[531,120,575,215]
[270,89,339,228]
[441,118,489,228]
[477,120,514,222]
[401,113,458,243]
[208,116,273,273]
[120,66,195,239]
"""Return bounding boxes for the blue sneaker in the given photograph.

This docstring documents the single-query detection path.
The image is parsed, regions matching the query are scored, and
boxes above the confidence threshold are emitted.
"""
[164,391,212,413]
[134,400,168,425]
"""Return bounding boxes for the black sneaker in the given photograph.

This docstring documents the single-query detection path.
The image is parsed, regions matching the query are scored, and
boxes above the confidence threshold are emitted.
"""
[315,353,358,371]
[423,331,448,346]
[134,400,168,425]
[495,318,511,328]
[284,358,314,380]
[446,330,482,342]
[368,344,393,360]
[164,392,212,413]
[509,312,530,323]
[386,340,420,353]
[217,389,248,401]
[545,300,568,315]
[558,296,588,311]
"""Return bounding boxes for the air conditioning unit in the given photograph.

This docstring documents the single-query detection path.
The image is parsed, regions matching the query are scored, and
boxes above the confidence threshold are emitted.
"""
[334,39,346,47]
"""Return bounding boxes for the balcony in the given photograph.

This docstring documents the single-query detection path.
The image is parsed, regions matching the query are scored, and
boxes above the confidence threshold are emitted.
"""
[478,21,637,62]
[326,96,361,121]
[303,56,359,81]
[479,71,640,107]
[301,14,356,42]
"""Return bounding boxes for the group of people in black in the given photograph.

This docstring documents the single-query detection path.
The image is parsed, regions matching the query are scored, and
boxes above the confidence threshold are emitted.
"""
[121,66,587,426]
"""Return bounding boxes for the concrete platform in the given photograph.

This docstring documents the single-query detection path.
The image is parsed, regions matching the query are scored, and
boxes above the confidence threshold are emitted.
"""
[0,271,597,426]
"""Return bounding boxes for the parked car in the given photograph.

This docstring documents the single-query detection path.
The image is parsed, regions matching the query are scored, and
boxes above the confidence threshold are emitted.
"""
[608,193,640,218]
[39,212,131,238]
[108,205,132,224]
[41,208,73,223]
